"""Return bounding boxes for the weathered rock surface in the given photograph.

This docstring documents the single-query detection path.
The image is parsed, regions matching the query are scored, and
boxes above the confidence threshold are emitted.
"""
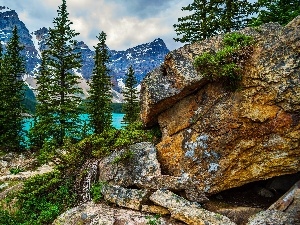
[75,159,99,203]
[150,189,236,225]
[53,201,185,225]
[247,210,295,225]
[285,189,300,224]
[217,207,261,225]
[267,180,300,224]
[98,142,208,202]
[141,16,300,195]
[102,184,150,211]
[98,142,161,187]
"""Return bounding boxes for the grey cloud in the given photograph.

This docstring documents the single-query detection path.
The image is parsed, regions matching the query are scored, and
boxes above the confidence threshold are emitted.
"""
[111,0,175,18]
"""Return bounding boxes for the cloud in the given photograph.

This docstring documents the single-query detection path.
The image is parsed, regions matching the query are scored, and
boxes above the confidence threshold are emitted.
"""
[0,0,192,50]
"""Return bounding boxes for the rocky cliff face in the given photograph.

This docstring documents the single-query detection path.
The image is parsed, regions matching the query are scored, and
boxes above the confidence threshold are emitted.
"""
[0,7,40,75]
[141,16,300,195]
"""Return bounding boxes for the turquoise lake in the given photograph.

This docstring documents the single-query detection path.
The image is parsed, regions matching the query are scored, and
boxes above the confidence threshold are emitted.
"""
[23,113,125,133]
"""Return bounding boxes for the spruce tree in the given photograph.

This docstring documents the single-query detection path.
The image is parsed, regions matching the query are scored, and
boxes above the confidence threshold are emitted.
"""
[122,65,140,124]
[0,42,5,150]
[87,31,112,134]
[218,0,254,33]
[250,0,300,26]
[31,0,83,146]
[29,52,53,148]
[174,0,255,43]
[0,26,26,151]
[174,0,220,43]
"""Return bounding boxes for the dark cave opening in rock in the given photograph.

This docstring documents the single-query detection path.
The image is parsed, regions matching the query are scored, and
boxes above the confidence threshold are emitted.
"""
[205,172,300,210]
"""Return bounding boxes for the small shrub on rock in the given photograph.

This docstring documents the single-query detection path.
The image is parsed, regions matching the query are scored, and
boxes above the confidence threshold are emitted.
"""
[194,32,253,90]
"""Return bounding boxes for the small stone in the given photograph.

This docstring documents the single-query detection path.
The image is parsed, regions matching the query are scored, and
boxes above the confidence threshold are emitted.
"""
[0,183,8,190]
[80,213,88,220]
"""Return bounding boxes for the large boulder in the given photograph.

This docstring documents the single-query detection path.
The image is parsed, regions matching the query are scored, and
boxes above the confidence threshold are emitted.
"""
[140,16,300,195]
[98,142,208,202]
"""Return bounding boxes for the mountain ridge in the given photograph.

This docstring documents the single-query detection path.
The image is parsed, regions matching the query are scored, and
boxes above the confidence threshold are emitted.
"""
[0,7,169,98]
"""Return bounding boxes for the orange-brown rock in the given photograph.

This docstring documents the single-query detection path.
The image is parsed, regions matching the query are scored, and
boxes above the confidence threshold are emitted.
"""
[140,16,300,195]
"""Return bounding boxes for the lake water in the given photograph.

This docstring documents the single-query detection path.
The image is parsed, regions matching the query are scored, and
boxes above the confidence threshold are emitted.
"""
[23,113,125,133]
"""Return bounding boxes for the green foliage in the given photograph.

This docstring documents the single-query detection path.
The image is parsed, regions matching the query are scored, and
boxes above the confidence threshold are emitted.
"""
[0,26,26,152]
[174,0,256,43]
[111,103,124,113]
[35,139,58,164]
[9,167,24,175]
[222,32,253,48]
[0,171,76,225]
[90,181,107,203]
[80,128,119,158]
[218,0,256,33]
[113,122,155,149]
[36,124,150,164]
[63,122,156,159]
[112,149,134,164]
[173,0,220,43]
[145,214,162,225]
[87,31,112,134]
[22,84,36,114]
[31,0,83,147]
[194,32,253,90]
[122,65,140,125]
[0,209,15,225]
[250,0,300,26]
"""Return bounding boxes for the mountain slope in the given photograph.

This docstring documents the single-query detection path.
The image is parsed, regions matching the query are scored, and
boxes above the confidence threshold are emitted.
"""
[0,6,170,102]
[0,6,40,75]
[34,27,170,91]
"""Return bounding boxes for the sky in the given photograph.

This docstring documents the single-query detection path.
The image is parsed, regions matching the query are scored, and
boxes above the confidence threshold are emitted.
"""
[0,0,192,51]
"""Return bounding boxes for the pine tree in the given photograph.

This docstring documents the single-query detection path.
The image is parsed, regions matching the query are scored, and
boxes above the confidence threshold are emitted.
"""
[174,0,255,43]
[122,65,140,124]
[31,0,83,146]
[87,31,112,134]
[174,0,220,43]
[250,0,300,26]
[219,0,254,33]
[0,26,26,151]
[29,52,53,148]
[0,42,5,149]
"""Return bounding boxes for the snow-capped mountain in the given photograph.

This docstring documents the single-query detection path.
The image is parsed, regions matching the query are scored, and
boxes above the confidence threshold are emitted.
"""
[33,27,169,92]
[0,6,170,101]
[109,38,169,91]
[0,6,40,75]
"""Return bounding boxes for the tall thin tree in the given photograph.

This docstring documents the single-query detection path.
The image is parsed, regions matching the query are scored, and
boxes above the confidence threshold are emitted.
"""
[174,0,256,44]
[219,0,254,33]
[122,65,140,124]
[0,26,26,151]
[174,0,221,43]
[87,31,112,134]
[31,0,83,146]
